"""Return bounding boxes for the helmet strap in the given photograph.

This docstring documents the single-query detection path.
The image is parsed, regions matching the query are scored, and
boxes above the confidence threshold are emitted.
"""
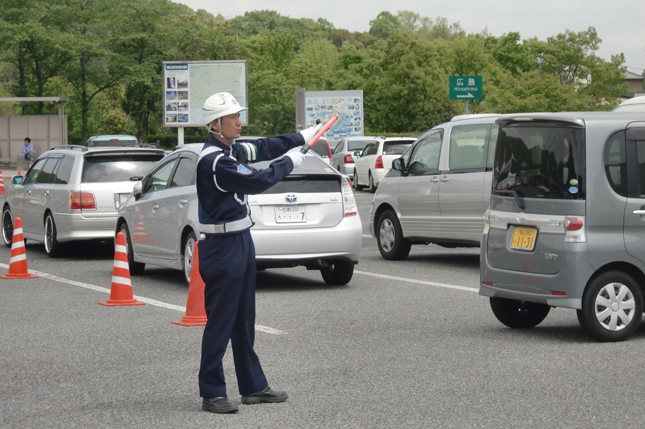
[207,118,234,146]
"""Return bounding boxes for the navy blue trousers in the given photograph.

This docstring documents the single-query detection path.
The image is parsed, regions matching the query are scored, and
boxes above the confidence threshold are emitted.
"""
[198,229,268,398]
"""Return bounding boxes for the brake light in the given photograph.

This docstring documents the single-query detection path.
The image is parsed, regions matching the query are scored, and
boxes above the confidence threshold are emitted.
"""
[375,156,384,169]
[343,154,354,164]
[70,191,96,210]
[341,178,357,217]
[564,215,586,243]
[327,145,333,160]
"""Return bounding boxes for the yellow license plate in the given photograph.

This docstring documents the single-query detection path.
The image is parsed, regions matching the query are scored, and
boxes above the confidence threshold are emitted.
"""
[510,227,537,250]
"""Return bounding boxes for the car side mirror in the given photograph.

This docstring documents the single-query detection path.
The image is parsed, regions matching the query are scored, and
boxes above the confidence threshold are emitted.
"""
[392,158,405,171]
[12,175,23,185]
[132,181,143,200]
[354,151,361,157]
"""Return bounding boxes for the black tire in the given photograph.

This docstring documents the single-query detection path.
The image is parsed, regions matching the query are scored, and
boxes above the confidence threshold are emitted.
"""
[490,297,550,329]
[376,210,411,260]
[44,213,62,257]
[2,206,13,247]
[119,223,145,275]
[353,170,363,191]
[321,260,354,286]
[182,231,197,285]
[576,271,643,342]
[368,172,376,193]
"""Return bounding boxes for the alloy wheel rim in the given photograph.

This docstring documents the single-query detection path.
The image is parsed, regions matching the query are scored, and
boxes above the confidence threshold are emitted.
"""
[594,282,636,331]
[379,219,395,252]
[2,211,12,244]
[184,237,195,282]
[45,217,53,252]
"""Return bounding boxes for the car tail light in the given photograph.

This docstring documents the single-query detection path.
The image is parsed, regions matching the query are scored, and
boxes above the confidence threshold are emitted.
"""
[482,209,490,235]
[70,191,96,210]
[342,177,357,217]
[564,215,586,243]
[327,145,333,160]
[375,156,384,169]
[343,154,354,164]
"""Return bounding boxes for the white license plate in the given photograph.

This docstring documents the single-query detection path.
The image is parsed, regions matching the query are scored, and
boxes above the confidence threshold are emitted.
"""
[275,206,306,223]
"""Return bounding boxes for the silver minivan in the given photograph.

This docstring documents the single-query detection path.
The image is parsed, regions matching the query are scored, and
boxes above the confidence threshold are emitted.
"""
[369,115,499,259]
[480,112,645,341]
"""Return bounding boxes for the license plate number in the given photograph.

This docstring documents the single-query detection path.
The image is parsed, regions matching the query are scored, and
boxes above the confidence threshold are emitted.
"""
[510,227,537,250]
[275,206,306,223]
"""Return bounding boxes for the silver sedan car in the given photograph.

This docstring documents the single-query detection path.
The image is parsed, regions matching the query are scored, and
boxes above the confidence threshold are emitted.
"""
[116,143,362,285]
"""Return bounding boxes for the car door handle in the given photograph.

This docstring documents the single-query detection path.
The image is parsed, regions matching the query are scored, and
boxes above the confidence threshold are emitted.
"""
[44,190,50,196]
[430,177,439,183]
[26,190,32,195]
[440,176,450,183]
[633,210,645,216]
[152,204,159,211]
[179,199,188,206]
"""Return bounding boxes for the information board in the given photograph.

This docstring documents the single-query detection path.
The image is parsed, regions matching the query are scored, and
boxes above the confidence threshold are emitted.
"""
[304,90,364,140]
[162,60,248,127]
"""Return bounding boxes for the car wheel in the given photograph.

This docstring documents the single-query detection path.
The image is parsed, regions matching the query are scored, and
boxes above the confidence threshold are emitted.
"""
[119,223,145,275]
[576,271,643,342]
[353,170,362,191]
[182,231,197,285]
[320,260,354,286]
[490,298,550,329]
[376,210,411,260]
[368,172,376,193]
[44,213,62,257]
[2,206,13,247]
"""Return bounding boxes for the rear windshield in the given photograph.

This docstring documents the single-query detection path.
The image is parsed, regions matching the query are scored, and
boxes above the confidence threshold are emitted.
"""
[263,176,340,194]
[383,141,414,155]
[82,154,164,183]
[311,141,330,158]
[492,124,585,200]
[88,138,138,147]
[348,139,371,151]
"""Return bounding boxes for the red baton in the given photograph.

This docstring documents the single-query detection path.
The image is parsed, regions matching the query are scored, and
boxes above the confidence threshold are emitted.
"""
[300,115,339,154]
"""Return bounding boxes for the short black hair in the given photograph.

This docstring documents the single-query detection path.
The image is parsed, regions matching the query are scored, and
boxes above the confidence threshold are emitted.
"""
[24,137,31,143]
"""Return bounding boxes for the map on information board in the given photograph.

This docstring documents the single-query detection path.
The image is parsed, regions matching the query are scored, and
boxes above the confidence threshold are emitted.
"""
[162,60,248,127]
[304,90,364,140]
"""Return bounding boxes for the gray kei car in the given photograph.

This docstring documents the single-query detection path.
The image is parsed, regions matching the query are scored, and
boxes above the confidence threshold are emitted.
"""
[116,143,362,285]
[480,112,645,342]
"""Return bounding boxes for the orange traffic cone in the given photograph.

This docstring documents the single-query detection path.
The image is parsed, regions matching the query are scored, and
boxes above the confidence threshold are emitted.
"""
[1,217,38,279]
[172,241,207,326]
[99,231,145,306]
[0,169,5,196]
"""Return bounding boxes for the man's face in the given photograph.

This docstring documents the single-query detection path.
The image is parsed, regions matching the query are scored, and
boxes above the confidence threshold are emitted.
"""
[23,140,28,145]
[211,113,242,140]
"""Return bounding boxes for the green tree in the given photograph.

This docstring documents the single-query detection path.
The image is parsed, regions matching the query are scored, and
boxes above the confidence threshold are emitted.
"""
[368,11,401,40]
[483,32,533,74]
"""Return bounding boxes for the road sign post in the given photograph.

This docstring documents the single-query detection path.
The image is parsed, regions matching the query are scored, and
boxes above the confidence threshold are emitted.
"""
[449,76,482,114]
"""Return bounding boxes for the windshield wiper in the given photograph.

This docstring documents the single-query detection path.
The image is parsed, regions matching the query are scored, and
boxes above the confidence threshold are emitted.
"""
[494,190,526,210]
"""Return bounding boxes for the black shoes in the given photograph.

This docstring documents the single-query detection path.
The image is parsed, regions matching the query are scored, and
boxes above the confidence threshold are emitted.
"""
[202,397,239,413]
[241,386,289,404]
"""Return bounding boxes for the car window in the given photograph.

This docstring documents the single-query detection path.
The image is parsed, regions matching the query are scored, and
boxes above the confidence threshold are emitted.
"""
[333,140,344,154]
[383,141,413,155]
[54,156,75,184]
[311,141,330,158]
[143,158,178,193]
[348,139,371,151]
[35,158,60,184]
[23,159,46,184]
[636,140,645,197]
[605,131,627,197]
[170,157,196,188]
[487,125,499,169]
[408,134,442,173]
[449,124,489,170]
[82,154,164,183]
[363,142,377,156]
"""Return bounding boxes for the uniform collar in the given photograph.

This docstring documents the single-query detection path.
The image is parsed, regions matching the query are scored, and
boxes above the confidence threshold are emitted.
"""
[208,134,231,152]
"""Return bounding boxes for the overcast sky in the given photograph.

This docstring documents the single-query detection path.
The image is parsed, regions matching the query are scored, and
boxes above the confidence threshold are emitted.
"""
[175,0,645,75]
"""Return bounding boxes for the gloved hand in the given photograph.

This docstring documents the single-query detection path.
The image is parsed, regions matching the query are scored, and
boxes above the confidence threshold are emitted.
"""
[299,123,323,144]
[286,152,306,169]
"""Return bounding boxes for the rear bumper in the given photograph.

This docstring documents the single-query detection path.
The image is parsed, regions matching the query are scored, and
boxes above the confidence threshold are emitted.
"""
[54,212,118,242]
[479,234,593,309]
[252,215,362,263]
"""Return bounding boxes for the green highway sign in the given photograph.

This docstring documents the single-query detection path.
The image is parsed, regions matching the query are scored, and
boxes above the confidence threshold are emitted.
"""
[449,76,482,100]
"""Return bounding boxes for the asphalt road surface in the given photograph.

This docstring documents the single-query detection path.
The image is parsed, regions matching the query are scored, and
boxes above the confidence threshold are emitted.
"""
[2,190,645,428]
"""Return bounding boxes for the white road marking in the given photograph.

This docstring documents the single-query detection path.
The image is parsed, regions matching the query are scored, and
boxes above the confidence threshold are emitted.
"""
[0,263,287,335]
[363,234,372,238]
[355,270,479,292]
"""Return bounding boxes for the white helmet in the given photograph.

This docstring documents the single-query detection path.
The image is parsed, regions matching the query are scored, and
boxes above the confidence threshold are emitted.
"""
[203,92,247,143]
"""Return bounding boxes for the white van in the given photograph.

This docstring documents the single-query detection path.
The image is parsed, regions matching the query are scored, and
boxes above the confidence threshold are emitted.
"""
[613,96,645,112]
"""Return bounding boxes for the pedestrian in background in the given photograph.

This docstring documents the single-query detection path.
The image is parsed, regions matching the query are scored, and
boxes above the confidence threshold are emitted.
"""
[196,92,321,414]
[21,137,35,169]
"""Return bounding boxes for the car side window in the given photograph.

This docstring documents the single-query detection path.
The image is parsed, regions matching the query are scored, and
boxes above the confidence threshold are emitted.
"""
[449,124,490,171]
[605,131,627,197]
[364,142,377,156]
[170,157,197,188]
[486,125,499,169]
[54,156,75,184]
[334,140,344,154]
[143,159,178,193]
[23,159,46,184]
[35,158,60,184]
[408,134,442,173]
[634,140,645,198]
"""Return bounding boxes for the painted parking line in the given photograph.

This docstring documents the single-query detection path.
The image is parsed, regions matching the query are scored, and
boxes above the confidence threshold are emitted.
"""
[355,270,479,293]
[0,263,287,335]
